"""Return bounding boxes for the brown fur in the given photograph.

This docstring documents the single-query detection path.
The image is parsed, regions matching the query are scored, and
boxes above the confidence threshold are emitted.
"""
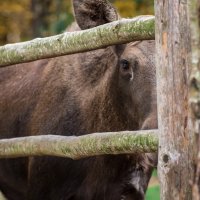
[0,1,157,200]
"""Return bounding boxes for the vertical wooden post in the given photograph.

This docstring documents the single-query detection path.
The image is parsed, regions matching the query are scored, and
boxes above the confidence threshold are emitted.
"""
[155,0,196,199]
[189,0,200,199]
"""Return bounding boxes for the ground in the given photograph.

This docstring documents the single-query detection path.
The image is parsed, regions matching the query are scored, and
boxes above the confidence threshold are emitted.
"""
[146,170,160,200]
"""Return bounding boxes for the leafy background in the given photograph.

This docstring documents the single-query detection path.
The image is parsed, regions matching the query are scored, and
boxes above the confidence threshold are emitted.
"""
[0,0,154,45]
[0,0,158,200]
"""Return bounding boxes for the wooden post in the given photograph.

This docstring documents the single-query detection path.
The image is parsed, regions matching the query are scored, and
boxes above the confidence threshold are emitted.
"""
[155,0,196,199]
[189,0,200,199]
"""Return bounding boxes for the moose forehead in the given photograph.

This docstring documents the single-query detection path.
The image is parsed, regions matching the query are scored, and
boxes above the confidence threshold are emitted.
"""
[79,40,155,69]
[117,40,155,70]
[122,40,155,60]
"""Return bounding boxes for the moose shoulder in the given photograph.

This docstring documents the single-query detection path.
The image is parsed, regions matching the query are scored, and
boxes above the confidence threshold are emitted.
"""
[0,0,157,200]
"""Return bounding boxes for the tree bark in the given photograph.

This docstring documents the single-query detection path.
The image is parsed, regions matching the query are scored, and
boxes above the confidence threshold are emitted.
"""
[189,0,200,199]
[155,0,196,199]
[0,16,154,67]
[0,130,158,159]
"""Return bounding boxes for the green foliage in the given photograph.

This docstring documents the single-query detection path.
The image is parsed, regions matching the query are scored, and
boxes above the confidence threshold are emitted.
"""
[152,169,158,177]
[0,0,32,44]
[0,0,154,45]
[114,0,154,17]
[42,1,74,36]
[146,170,160,200]
[146,185,160,200]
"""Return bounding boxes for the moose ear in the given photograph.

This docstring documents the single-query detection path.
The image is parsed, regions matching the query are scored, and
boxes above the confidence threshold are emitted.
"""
[73,0,118,30]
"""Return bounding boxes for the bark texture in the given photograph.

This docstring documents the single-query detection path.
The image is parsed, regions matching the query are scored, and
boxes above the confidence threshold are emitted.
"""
[0,130,158,159]
[0,16,154,67]
[189,0,200,199]
[155,0,195,199]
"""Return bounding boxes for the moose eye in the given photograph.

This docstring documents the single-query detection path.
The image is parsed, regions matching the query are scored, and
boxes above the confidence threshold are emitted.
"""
[120,59,129,71]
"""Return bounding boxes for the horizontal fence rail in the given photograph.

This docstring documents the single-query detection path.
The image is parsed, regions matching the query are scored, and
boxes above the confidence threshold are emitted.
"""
[0,16,155,67]
[0,130,158,159]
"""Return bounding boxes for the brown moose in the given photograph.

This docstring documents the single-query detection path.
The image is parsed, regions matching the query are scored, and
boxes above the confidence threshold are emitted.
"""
[0,0,157,199]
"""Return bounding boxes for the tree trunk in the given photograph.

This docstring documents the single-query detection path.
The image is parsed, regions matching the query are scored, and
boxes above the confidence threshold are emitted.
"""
[155,0,196,199]
[189,0,200,199]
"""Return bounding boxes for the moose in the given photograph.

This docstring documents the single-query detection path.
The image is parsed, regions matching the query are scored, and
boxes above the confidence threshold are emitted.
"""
[0,0,157,199]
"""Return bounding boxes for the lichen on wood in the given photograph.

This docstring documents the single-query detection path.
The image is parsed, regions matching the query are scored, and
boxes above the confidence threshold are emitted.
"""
[0,16,155,67]
[0,130,158,159]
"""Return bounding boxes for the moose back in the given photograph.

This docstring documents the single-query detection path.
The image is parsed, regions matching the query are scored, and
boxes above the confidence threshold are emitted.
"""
[0,0,157,199]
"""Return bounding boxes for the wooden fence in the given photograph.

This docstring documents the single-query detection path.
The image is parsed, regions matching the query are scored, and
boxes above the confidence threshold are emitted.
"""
[0,1,200,199]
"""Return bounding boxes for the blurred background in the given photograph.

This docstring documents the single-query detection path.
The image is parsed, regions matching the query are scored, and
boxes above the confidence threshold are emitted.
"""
[0,0,158,199]
[0,0,154,45]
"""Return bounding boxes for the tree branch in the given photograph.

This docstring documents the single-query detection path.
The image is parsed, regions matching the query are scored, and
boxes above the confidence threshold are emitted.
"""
[0,16,155,67]
[0,130,158,159]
